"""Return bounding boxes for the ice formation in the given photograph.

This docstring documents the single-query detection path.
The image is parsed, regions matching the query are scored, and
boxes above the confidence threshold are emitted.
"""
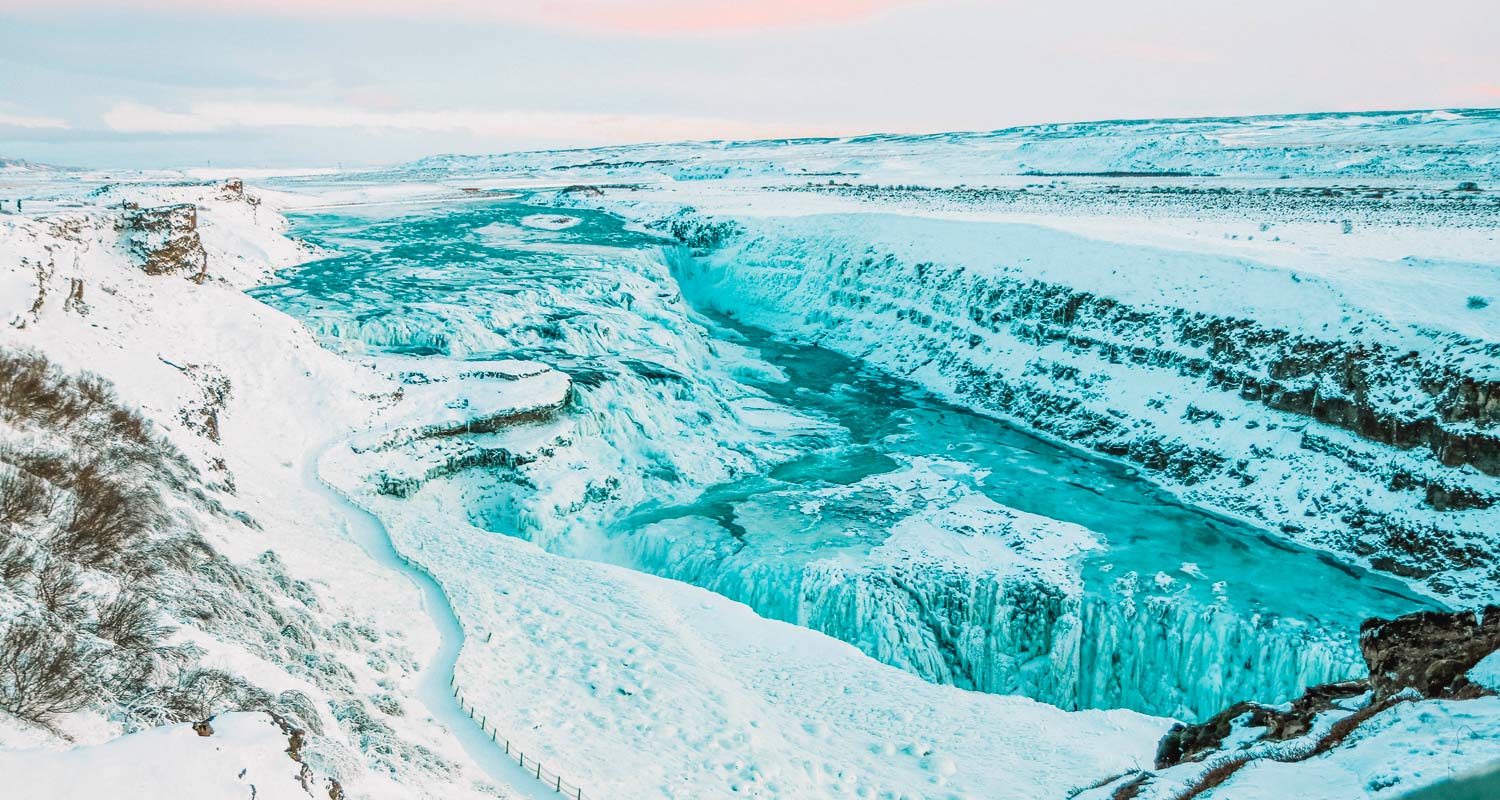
[257,196,1435,722]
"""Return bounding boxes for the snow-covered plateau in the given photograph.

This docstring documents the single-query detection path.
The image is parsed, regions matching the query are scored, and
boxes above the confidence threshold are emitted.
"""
[2,108,1500,800]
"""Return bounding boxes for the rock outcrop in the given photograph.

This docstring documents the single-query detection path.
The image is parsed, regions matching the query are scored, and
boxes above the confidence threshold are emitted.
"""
[123,203,208,280]
[1155,606,1500,770]
[1360,605,1500,701]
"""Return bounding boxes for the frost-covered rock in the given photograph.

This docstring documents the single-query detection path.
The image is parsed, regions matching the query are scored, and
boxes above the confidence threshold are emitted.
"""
[1360,605,1500,700]
[1101,606,1500,800]
[1469,649,1500,693]
[123,203,208,279]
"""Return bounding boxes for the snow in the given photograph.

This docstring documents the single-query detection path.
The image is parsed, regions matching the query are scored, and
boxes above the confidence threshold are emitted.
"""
[323,443,1167,799]
[1198,698,1500,800]
[0,185,524,798]
[506,129,1500,604]
[254,187,1425,727]
[0,713,348,800]
[1,171,1170,799]
[1469,650,1500,693]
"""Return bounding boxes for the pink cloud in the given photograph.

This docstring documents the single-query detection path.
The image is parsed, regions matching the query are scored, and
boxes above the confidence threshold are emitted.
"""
[1439,82,1500,102]
[7,0,924,34]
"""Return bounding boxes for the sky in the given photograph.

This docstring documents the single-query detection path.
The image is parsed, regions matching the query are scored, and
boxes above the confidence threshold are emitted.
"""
[1,0,1498,168]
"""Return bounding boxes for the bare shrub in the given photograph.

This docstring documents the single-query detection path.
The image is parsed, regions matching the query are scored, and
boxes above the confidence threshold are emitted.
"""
[1,448,76,490]
[160,668,273,722]
[1173,758,1250,800]
[275,689,324,735]
[0,468,56,529]
[0,540,35,585]
[131,532,213,578]
[53,464,163,569]
[33,558,86,622]
[0,350,67,425]
[0,349,189,492]
[0,351,105,432]
[91,592,171,652]
[0,617,105,729]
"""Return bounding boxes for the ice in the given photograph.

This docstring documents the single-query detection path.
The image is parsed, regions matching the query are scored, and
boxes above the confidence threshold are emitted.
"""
[9,108,1497,799]
[258,197,1432,722]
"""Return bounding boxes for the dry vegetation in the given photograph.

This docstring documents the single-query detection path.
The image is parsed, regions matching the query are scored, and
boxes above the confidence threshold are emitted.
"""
[0,348,258,733]
[0,347,453,784]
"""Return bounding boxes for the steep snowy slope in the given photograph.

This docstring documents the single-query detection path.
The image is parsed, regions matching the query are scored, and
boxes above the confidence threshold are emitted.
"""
[0,183,536,798]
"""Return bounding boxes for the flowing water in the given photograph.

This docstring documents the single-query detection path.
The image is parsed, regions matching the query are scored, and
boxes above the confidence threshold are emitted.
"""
[253,196,1438,720]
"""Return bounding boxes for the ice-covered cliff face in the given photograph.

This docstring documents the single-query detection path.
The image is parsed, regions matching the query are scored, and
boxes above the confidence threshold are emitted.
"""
[258,199,1435,722]
[655,211,1500,604]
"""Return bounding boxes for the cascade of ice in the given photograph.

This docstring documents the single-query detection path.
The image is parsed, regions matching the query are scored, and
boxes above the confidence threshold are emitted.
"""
[577,462,1367,721]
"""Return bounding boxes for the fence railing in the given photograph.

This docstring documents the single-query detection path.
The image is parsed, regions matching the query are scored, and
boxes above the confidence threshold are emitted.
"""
[316,458,590,800]
[454,680,586,800]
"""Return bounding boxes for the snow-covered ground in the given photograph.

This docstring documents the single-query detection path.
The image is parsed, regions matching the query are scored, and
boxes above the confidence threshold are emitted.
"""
[477,109,1500,606]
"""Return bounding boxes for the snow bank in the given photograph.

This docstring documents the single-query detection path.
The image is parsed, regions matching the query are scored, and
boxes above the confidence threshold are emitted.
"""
[0,713,348,800]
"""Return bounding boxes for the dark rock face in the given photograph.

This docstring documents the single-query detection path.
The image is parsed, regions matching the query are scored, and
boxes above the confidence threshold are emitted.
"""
[1360,605,1500,701]
[124,203,208,279]
[1156,607,1500,769]
[1155,680,1368,768]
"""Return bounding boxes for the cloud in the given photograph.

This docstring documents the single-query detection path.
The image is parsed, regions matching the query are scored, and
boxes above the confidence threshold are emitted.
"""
[1106,42,1217,66]
[101,103,216,134]
[8,0,922,34]
[100,101,839,144]
[0,111,70,130]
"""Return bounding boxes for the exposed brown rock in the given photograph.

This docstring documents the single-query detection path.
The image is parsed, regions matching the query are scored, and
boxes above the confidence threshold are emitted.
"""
[1359,605,1500,701]
[1154,680,1368,768]
[124,203,208,280]
[1156,607,1500,771]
